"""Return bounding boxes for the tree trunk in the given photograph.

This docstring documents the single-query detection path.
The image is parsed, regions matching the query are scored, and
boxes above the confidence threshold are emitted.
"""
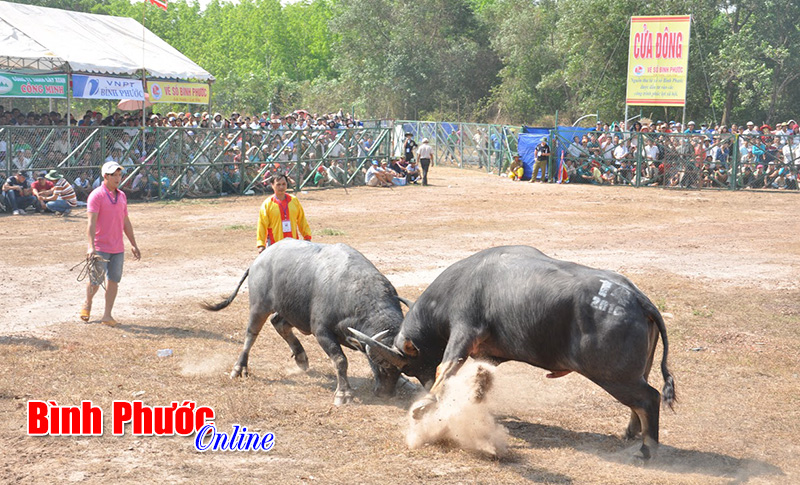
[722,80,735,126]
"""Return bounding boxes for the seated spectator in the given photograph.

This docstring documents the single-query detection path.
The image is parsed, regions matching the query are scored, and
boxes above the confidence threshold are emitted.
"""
[737,166,755,188]
[129,166,157,200]
[389,157,407,177]
[769,167,792,189]
[221,164,241,194]
[39,170,77,216]
[313,165,328,187]
[574,162,594,183]
[326,160,348,186]
[749,165,767,188]
[31,171,54,208]
[365,160,393,187]
[641,160,660,186]
[506,155,523,180]
[73,171,92,201]
[3,170,37,215]
[712,165,729,187]
[406,159,422,184]
[617,159,633,185]
[11,148,31,172]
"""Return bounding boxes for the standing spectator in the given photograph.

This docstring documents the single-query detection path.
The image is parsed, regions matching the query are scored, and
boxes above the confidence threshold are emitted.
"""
[82,161,141,326]
[530,137,550,183]
[256,172,312,253]
[3,170,37,215]
[416,137,434,186]
[403,132,417,165]
[39,170,77,216]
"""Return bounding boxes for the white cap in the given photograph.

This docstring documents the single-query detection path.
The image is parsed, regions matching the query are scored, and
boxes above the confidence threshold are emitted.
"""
[101,161,124,175]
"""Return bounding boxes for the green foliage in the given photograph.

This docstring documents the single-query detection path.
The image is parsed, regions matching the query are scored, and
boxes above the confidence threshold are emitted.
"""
[14,0,800,124]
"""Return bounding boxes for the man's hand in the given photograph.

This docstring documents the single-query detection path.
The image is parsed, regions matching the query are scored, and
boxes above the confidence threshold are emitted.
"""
[131,245,141,261]
[258,246,265,253]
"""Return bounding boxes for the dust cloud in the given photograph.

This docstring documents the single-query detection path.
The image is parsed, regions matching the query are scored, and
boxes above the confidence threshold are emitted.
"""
[406,361,508,457]
[180,353,230,376]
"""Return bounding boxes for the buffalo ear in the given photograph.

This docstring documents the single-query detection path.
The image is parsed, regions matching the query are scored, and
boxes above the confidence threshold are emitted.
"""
[402,339,419,357]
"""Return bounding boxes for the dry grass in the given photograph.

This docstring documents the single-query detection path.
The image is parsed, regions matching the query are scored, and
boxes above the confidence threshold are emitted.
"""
[1,167,799,483]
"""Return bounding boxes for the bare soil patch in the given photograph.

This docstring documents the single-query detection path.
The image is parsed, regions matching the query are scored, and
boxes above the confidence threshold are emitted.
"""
[1,167,799,483]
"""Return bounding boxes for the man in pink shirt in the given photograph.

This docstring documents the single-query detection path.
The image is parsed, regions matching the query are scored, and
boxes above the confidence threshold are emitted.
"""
[81,161,141,326]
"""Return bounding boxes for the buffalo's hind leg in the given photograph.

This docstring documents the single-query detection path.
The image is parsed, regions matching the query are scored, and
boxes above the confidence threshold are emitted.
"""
[598,378,662,460]
[231,310,271,378]
[271,314,309,371]
[315,328,353,406]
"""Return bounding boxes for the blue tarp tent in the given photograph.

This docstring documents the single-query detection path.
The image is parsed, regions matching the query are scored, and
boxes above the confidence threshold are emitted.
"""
[518,127,549,180]
[553,127,594,165]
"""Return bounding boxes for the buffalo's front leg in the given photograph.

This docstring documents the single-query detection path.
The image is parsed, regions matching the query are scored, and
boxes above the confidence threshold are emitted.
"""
[231,310,271,378]
[315,329,353,406]
[411,324,488,419]
[271,314,309,371]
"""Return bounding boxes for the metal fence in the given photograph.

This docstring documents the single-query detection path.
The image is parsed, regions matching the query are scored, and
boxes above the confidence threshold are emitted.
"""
[399,121,799,191]
[0,124,394,202]
[397,121,519,176]
[2,123,798,207]
[549,130,799,190]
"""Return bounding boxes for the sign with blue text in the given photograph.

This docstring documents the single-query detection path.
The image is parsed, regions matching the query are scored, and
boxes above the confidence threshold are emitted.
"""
[72,75,144,100]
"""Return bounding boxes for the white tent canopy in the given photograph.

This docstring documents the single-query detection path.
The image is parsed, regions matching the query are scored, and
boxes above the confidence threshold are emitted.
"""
[0,1,213,81]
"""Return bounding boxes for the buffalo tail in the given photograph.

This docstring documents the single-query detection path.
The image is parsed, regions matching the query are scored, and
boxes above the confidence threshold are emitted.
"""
[200,268,250,311]
[649,304,676,410]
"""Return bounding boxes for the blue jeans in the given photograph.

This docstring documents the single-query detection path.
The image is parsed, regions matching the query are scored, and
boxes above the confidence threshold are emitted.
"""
[3,190,38,212]
[46,199,72,214]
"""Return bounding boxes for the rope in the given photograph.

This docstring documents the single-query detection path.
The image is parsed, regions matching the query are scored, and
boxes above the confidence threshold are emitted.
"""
[70,255,109,289]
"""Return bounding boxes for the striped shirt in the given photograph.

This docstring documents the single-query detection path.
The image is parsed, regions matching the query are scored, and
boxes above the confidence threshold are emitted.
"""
[53,179,78,207]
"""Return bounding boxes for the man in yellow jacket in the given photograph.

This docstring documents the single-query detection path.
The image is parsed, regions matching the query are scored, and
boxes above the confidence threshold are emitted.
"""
[256,173,312,253]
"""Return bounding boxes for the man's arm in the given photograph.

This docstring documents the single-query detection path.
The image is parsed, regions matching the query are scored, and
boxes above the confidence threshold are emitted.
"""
[295,203,312,241]
[256,201,269,252]
[123,214,141,260]
[87,212,98,257]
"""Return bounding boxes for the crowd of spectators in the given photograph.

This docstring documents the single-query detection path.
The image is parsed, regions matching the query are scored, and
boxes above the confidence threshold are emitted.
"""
[548,119,800,190]
[2,103,422,214]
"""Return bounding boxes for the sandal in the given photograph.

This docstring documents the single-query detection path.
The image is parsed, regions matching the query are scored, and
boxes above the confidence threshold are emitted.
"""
[100,318,119,327]
[80,306,91,322]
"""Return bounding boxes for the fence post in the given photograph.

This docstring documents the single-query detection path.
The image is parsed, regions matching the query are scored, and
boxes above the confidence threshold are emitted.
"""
[731,134,739,190]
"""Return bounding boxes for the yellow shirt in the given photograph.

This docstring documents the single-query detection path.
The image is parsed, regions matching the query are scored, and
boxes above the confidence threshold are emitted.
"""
[256,194,312,248]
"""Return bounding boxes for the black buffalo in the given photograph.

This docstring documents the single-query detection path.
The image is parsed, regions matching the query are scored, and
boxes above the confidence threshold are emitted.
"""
[351,245,675,459]
[202,239,404,405]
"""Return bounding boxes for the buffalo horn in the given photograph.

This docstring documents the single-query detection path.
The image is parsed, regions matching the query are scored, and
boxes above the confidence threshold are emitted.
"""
[348,327,409,369]
[398,297,414,309]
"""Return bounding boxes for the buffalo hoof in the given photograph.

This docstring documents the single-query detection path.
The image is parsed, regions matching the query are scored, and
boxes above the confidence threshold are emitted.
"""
[410,395,438,420]
[625,442,655,463]
[333,390,353,406]
[294,352,309,372]
[230,365,247,379]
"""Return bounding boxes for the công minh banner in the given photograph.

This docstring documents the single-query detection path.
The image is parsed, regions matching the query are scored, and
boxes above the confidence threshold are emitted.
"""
[147,81,209,104]
[625,15,691,107]
[72,75,144,100]
[0,72,67,98]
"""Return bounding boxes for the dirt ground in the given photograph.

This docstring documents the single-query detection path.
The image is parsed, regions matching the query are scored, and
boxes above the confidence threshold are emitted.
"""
[1,166,799,484]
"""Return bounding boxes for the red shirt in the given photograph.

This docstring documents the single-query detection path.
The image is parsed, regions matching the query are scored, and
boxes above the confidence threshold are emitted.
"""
[32,179,53,192]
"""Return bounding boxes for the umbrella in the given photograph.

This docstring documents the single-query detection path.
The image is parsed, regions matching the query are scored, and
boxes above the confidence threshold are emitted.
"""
[117,93,153,111]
